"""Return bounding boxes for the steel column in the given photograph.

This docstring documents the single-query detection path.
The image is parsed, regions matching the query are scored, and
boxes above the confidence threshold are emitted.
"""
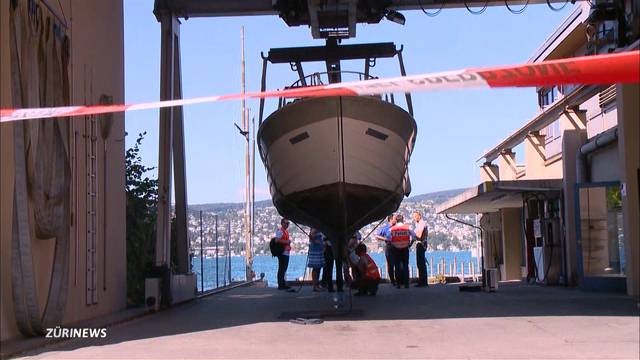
[155,12,189,274]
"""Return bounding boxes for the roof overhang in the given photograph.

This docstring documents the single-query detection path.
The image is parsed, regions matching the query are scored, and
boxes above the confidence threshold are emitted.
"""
[436,179,563,214]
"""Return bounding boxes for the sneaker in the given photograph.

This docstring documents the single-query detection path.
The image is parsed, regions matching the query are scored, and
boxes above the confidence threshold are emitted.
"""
[278,285,291,290]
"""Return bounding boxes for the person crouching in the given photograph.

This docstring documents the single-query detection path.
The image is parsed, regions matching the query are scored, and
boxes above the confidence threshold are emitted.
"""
[351,243,381,296]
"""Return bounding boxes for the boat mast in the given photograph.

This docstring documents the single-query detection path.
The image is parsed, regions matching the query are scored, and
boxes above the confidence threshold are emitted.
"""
[241,26,253,281]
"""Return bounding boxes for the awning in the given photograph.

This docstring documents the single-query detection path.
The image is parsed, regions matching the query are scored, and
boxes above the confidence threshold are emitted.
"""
[436,179,563,214]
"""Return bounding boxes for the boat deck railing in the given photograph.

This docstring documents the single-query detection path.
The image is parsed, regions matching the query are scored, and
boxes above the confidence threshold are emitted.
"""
[277,70,402,110]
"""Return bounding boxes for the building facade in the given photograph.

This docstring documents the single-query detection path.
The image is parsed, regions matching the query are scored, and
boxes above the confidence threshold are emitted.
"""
[1,0,126,341]
[437,1,639,298]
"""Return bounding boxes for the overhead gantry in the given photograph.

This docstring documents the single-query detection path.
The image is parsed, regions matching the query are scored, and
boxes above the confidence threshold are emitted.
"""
[150,0,575,298]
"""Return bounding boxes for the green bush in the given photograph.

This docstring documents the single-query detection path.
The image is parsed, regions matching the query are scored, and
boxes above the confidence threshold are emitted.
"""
[126,132,158,306]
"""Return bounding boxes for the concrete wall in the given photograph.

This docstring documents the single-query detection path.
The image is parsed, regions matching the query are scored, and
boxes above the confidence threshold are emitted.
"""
[1,0,126,341]
[562,129,587,286]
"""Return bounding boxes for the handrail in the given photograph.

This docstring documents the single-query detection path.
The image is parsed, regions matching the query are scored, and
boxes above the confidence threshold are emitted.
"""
[287,70,378,88]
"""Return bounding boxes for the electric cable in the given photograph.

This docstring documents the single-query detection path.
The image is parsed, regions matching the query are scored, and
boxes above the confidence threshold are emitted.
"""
[505,0,530,14]
[418,0,446,17]
[464,0,489,15]
[547,0,570,11]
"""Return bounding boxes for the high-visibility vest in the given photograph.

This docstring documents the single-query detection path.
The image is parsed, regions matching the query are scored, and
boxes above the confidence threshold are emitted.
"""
[390,224,411,249]
[277,227,291,253]
[363,254,381,280]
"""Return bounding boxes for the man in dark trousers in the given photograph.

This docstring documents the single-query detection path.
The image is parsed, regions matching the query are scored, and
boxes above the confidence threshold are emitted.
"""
[274,218,292,290]
[322,237,346,292]
[376,214,396,285]
[387,214,416,289]
[412,211,429,287]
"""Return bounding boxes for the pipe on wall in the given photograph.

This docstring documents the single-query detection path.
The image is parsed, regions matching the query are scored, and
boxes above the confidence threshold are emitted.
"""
[576,127,619,183]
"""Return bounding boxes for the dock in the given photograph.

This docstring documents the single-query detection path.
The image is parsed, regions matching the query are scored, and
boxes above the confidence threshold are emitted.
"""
[11,281,639,359]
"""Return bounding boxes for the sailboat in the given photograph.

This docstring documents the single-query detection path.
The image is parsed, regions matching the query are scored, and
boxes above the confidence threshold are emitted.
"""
[257,40,417,246]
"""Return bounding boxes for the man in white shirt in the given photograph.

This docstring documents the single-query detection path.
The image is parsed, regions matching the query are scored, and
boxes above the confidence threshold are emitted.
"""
[412,211,429,287]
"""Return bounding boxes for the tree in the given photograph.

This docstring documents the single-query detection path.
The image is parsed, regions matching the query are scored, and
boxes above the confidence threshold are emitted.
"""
[126,132,158,306]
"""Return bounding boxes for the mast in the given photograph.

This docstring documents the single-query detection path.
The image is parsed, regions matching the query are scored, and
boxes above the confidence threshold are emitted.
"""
[251,115,256,269]
[241,26,253,281]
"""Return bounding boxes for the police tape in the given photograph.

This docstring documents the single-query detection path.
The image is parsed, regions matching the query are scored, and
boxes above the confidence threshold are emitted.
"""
[1,50,638,123]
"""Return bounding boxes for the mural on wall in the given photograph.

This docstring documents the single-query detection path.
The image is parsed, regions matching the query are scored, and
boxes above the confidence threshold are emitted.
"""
[10,0,71,336]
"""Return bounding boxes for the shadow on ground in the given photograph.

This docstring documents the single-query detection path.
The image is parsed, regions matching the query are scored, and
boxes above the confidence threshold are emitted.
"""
[16,281,640,358]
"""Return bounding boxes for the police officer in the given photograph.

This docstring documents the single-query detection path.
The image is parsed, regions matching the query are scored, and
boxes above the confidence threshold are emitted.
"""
[376,214,396,285]
[412,211,429,287]
[387,214,416,289]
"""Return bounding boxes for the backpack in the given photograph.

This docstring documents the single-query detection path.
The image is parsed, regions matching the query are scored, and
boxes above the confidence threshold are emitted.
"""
[270,237,284,257]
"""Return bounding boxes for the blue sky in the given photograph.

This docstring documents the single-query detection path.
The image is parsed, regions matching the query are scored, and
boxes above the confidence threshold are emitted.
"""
[124,1,573,204]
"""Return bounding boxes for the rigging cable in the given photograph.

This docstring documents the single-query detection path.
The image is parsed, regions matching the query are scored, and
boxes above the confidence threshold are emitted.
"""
[418,0,446,17]
[547,0,570,11]
[290,221,310,293]
[464,0,489,15]
[505,0,530,14]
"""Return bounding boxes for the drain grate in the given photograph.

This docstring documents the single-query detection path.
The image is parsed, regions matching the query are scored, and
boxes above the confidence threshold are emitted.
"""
[279,309,364,319]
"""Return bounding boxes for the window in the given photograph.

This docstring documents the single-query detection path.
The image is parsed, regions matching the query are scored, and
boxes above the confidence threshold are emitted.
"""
[542,120,562,158]
[538,86,558,108]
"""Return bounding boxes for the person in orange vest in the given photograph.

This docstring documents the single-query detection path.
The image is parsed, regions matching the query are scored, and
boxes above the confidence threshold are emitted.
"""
[351,243,381,296]
[387,214,416,289]
[274,218,292,290]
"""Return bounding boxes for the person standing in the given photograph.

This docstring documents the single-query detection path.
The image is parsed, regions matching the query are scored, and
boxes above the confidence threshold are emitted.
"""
[387,214,416,289]
[322,237,335,292]
[275,218,292,290]
[308,228,325,291]
[376,214,396,285]
[412,211,429,287]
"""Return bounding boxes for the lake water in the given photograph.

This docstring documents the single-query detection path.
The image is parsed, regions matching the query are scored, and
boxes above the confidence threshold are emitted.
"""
[192,251,479,291]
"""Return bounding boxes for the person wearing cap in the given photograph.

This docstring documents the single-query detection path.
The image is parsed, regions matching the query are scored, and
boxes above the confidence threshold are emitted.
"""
[376,214,396,285]
[387,214,416,289]
[275,218,292,290]
[412,211,429,287]
[351,243,381,296]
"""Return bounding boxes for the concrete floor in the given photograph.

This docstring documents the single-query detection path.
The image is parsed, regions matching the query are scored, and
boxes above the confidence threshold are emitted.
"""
[16,282,640,359]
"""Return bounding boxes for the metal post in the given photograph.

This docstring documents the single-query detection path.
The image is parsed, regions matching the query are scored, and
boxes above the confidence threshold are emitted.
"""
[215,214,219,288]
[430,257,434,277]
[258,54,268,126]
[396,48,414,117]
[453,256,457,276]
[199,211,204,292]
[227,219,232,284]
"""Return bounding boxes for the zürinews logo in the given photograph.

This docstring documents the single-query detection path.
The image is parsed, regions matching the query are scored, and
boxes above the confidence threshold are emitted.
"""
[45,327,108,339]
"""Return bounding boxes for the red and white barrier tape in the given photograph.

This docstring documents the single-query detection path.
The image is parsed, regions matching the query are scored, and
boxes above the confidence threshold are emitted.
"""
[1,51,638,123]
